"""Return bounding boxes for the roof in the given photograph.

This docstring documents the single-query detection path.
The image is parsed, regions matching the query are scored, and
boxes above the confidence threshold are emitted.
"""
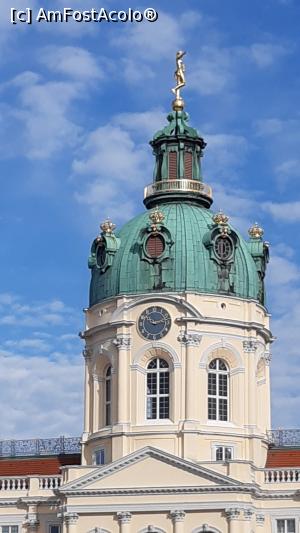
[0,454,81,476]
[266,448,300,468]
[89,202,261,306]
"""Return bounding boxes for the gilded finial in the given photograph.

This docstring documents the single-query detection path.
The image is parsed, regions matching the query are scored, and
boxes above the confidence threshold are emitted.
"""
[172,50,186,112]
[100,218,116,235]
[149,207,165,231]
[213,210,229,226]
[248,222,264,239]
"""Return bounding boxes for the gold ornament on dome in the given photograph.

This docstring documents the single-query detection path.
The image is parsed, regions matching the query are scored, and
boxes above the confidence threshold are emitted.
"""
[100,219,116,235]
[149,208,165,232]
[248,222,264,239]
[213,210,229,226]
[172,50,186,111]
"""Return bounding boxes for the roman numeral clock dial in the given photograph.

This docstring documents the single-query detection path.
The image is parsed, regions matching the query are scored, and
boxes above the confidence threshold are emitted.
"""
[138,306,171,340]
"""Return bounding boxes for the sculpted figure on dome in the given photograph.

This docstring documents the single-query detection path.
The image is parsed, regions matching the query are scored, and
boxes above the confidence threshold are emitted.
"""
[172,50,186,100]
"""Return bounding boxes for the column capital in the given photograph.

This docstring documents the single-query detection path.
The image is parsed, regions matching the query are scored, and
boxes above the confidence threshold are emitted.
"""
[243,340,258,353]
[256,513,265,526]
[177,333,201,346]
[64,513,79,525]
[225,508,241,521]
[264,351,272,365]
[82,348,93,360]
[24,520,39,532]
[117,511,132,524]
[170,510,185,523]
[113,335,132,350]
[243,508,254,520]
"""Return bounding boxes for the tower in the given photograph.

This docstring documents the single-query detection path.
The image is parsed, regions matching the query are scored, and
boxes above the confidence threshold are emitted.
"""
[81,52,271,475]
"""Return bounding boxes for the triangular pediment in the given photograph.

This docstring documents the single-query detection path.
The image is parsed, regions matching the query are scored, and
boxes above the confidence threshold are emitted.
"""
[59,446,240,494]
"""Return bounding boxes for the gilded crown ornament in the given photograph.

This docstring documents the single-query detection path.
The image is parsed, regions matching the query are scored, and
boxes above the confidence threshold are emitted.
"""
[149,207,165,231]
[213,210,229,226]
[172,50,186,111]
[248,222,264,239]
[100,218,116,235]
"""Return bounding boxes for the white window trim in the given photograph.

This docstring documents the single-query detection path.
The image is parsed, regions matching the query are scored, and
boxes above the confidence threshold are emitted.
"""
[208,359,230,422]
[145,358,170,421]
[271,516,299,533]
[211,443,234,462]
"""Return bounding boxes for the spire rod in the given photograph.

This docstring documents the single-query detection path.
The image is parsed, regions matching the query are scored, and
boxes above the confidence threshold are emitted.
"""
[171,50,186,112]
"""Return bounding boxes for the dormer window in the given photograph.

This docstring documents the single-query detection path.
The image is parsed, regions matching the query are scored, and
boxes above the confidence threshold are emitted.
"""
[214,236,233,261]
[146,234,165,258]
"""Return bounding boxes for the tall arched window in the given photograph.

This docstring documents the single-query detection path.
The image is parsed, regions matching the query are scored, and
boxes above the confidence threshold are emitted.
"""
[105,366,112,426]
[208,359,229,421]
[146,358,169,420]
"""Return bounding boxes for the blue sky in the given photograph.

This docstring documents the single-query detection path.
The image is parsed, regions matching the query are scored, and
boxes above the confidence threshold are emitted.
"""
[0,0,300,438]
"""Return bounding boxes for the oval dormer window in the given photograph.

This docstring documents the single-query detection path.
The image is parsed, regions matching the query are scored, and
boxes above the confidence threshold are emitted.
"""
[96,242,106,268]
[214,236,233,261]
[146,234,165,258]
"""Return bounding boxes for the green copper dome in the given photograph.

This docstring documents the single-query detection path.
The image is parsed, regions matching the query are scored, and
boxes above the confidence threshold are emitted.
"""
[88,109,269,307]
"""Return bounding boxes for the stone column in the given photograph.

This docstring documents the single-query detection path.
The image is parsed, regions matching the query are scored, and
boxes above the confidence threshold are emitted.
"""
[243,340,258,429]
[64,513,79,533]
[256,514,265,528]
[25,504,39,533]
[170,510,185,533]
[83,348,93,435]
[92,374,103,432]
[114,335,131,424]
[178,333,201,421]
[225,508,243,533]
[243,508,254,532]
[117,511,132,533]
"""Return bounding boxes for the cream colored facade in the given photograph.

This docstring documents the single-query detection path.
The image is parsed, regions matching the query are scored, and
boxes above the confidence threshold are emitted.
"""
[3,291,300,533]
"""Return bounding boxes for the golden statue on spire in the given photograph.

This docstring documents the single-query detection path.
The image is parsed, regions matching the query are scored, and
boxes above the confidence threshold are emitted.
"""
[172,50,186,111]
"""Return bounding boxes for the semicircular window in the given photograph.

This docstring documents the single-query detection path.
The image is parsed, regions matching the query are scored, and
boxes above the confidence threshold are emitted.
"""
[96,242,106,268]
[214,236,233,261]
[146,234,165,258]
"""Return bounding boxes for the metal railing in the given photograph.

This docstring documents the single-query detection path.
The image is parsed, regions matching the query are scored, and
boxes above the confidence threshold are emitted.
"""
[268,429,300,447]
[144,179,213,200]
[0,436,81,457]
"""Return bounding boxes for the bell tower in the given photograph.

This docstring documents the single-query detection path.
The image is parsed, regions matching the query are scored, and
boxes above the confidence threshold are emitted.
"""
[80,53,272,480]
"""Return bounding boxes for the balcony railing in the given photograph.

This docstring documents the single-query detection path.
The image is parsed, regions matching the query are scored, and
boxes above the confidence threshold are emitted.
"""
[144,179,213,200]
[0,475,61,491]
[264,468,300,483]
[0,436,81,457]
[268,429,300,447]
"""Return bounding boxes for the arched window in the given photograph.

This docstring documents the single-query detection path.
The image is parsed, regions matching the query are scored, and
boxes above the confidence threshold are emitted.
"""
[146,358,169,420]
[208,359,229,421]
[105,366,112,425]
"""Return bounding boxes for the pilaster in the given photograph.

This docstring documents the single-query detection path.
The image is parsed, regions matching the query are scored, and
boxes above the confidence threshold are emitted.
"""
[83,348,93,435]
[24,504,39,533]
[64,513,79,533]
[170,510,185,533]
[117,511,132,533]
[114,335,131,425]
[225,508,243,533]
[178,332,201,421]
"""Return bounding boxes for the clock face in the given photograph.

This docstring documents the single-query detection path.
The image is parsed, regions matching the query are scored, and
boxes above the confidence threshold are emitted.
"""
[138,306,171,340]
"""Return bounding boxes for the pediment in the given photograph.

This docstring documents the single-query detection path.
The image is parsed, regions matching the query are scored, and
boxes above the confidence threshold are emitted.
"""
[59,446,240,494]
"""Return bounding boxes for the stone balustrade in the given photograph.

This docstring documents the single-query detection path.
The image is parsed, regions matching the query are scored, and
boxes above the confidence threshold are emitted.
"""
[264,468,300,483]
[0,475,62,492]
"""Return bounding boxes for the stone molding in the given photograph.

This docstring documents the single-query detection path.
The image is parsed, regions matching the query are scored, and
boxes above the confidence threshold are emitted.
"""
[225,508,240,520]
[256,514,265,525]
[199,341,244,370]
[244,508,254,520]
[117,511,132,524]
[192,527,221,533]
[92,374,104,383]
[132,342,181,369]
[170,509,185,523]
[243,340,258,353]
[82,348,93,360]
[64,513,79,525]
[113,335,132,350]
[177,332,202,346]
[264,351,272,365]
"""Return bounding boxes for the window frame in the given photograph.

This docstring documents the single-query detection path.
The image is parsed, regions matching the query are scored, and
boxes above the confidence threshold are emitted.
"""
[146,358,170,421]
[1,528,19,533]
[208,358,229,422]
[275,518,296,533]
[212,444,234,462]
[93,448,105,466]
[49,526,61,533]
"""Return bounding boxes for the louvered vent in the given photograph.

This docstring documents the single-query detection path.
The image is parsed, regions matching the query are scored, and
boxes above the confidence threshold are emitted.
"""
[146,234,165,258]
[168,151,177,180]
[184,151,193,180]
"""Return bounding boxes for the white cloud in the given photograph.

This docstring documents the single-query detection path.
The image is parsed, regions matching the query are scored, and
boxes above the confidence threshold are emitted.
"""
[189,47,234,95]
[112,109,166,139]
[262,201,300,222]
[268,255,300,286]
[40,46,104,81]
[250,43,289,68]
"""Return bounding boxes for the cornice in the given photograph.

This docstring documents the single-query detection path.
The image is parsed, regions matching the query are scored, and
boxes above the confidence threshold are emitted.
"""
[176,317,273,342]
[81,321,135,339]
[60,484,256,497]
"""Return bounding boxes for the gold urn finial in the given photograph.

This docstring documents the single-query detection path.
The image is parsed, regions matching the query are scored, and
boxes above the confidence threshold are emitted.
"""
[248,222,264,239]
[149,207,165,231]
[172,50,186,111]
[100,218,116,235]
[213,210,229,226]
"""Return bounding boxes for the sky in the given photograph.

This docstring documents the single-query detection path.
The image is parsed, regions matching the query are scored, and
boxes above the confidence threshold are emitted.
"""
[0,0,300,439]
